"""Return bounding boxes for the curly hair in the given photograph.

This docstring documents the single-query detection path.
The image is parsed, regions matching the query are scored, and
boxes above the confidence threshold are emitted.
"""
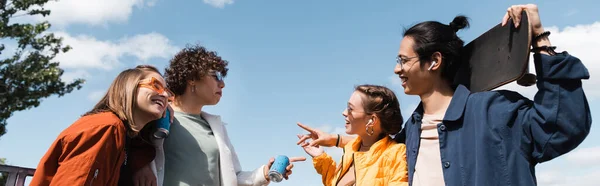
[164,44,229,96]
[354,84,404,135]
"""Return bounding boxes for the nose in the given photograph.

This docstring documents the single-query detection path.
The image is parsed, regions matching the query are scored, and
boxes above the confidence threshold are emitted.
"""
[394,63,402,75]
[342,108,348,117]
[159,91,170,98]
[218,80,225,89]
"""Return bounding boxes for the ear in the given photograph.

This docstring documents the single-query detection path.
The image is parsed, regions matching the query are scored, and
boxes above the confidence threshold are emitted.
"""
[187,80,195,86]
[368,115,378,126]
[429,52,443,71]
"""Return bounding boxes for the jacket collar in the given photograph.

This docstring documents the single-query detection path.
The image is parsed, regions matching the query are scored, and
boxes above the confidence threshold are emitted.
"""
[341,136,396,166]
[200,111,227,126]
[409,84,471,123]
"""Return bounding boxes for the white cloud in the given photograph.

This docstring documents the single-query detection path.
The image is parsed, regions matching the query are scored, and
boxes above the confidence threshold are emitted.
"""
[537,167,600,186]
[565,146,600,167]
[203,0,234,8]
[87,90,106,102]
[38,0,157,27]
[61,69,91,83]
[53,31,178,70]
[389,75,402,88]
[565,9,579,17]
[0,32,175,85]
[494,22,600,99]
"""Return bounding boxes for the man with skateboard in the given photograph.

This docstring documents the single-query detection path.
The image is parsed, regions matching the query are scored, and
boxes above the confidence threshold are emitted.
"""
[296,4,591,186]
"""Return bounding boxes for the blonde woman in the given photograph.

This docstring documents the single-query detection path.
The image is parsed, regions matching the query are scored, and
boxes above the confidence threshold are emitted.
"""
[31,65,173,186]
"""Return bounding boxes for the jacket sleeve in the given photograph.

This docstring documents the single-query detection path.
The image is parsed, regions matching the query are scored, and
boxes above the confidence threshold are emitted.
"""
[387,145,409,186]
[32,124,124,186]
[312,153,337,186]
[495,52,591,163]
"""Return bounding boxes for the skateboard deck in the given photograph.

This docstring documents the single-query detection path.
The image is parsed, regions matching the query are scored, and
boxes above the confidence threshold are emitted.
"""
[454,11,534,92]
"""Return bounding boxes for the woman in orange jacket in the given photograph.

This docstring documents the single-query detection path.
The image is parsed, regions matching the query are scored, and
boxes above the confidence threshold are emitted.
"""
[297,84,408,186]
[30,65,173,186]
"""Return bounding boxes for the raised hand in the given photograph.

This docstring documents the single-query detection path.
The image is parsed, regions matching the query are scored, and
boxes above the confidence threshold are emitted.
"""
[501,4,544,36]
[263,156,307,181]
[297,134,325,158]
[296,122,337,147]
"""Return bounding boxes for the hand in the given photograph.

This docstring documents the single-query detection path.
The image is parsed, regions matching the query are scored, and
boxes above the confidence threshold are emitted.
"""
[164,104,174,123]
[133,164,157,186]
[296,122,337,147]
[501,4,544,36]
[263,156,307,181]
[297,134,325,157]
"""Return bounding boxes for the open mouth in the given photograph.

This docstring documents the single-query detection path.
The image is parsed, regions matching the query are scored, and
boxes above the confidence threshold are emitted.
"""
[151,97,166,108]
[400,76,408,83]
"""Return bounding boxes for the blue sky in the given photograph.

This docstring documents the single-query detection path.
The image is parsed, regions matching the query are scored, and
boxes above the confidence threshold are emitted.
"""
[1,0,599,185]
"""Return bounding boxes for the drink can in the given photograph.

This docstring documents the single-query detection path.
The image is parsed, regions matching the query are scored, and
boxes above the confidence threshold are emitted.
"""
[153,109,171,139]
[268,155,289,183]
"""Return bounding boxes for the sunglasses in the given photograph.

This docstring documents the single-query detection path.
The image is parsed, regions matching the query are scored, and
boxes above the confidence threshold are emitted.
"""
[138,77,175,102]
[209,71,224,82]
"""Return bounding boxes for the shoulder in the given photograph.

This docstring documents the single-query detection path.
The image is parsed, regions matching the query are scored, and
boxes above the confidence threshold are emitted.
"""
[59,112,125,142]
[380,141,407,166]
[384,141,407,155]
[467,89,530,107]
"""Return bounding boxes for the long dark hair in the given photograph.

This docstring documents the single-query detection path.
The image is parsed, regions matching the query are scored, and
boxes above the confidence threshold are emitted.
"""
[403,16,470,87]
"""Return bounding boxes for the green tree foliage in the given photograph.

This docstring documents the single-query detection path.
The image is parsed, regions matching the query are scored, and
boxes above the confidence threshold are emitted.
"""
[0,0,84,137]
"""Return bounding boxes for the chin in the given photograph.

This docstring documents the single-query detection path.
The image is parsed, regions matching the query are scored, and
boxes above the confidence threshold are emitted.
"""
[150,110,164,119]
[403,88,418,95]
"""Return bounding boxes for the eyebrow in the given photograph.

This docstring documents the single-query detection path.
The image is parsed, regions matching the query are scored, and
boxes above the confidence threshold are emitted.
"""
[397,54,409,58]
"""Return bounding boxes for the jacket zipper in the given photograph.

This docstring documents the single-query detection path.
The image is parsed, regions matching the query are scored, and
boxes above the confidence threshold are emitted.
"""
[335,154,345,185]
[352,154,358,185]
[89,169,98,186]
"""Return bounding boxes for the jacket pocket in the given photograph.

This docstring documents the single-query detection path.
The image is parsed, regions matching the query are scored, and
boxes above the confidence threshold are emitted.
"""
[86,160,100,186]
[88,168,99,186]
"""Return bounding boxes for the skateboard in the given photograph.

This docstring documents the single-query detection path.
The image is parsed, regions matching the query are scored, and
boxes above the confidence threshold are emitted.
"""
[454,11,535,92]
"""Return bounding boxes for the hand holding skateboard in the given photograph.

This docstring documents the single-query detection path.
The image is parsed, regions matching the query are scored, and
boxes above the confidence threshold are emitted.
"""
[455,4,553,92]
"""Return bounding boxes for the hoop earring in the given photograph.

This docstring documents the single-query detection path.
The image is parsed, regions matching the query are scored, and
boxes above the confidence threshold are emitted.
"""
[366,125,374,136]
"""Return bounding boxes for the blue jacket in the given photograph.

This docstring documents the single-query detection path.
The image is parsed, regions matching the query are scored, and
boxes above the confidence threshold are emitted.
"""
[398,52,592,186]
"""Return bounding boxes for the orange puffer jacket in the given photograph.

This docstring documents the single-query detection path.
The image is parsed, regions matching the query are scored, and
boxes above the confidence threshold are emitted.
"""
[312,136,409,186]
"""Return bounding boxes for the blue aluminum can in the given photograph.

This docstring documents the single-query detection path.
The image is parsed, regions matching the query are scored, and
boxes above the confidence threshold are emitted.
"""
[153,109,170,139]
[268,155,289,183]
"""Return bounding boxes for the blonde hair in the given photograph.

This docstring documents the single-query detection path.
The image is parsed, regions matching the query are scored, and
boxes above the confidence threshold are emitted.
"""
[84,65,161,136]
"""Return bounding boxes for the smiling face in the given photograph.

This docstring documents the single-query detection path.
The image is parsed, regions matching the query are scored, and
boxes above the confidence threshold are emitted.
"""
[342,91,373,135]
[394,36,436,95]
[136,71,171,119]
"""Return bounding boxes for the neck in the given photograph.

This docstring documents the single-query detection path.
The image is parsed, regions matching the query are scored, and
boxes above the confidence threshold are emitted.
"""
[358,133,382,152]
[420,80,454,115]
[172,93,204,115]
[132,112,153,136]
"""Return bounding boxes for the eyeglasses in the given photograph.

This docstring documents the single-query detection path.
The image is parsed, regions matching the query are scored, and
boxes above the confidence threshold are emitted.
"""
[347,105,366,114]
[396,55,420,70]
[138,77,175,102]
[208,71,224,82]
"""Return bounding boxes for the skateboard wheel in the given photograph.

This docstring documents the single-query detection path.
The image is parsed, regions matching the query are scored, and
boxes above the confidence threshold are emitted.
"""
[517,73,536,86]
